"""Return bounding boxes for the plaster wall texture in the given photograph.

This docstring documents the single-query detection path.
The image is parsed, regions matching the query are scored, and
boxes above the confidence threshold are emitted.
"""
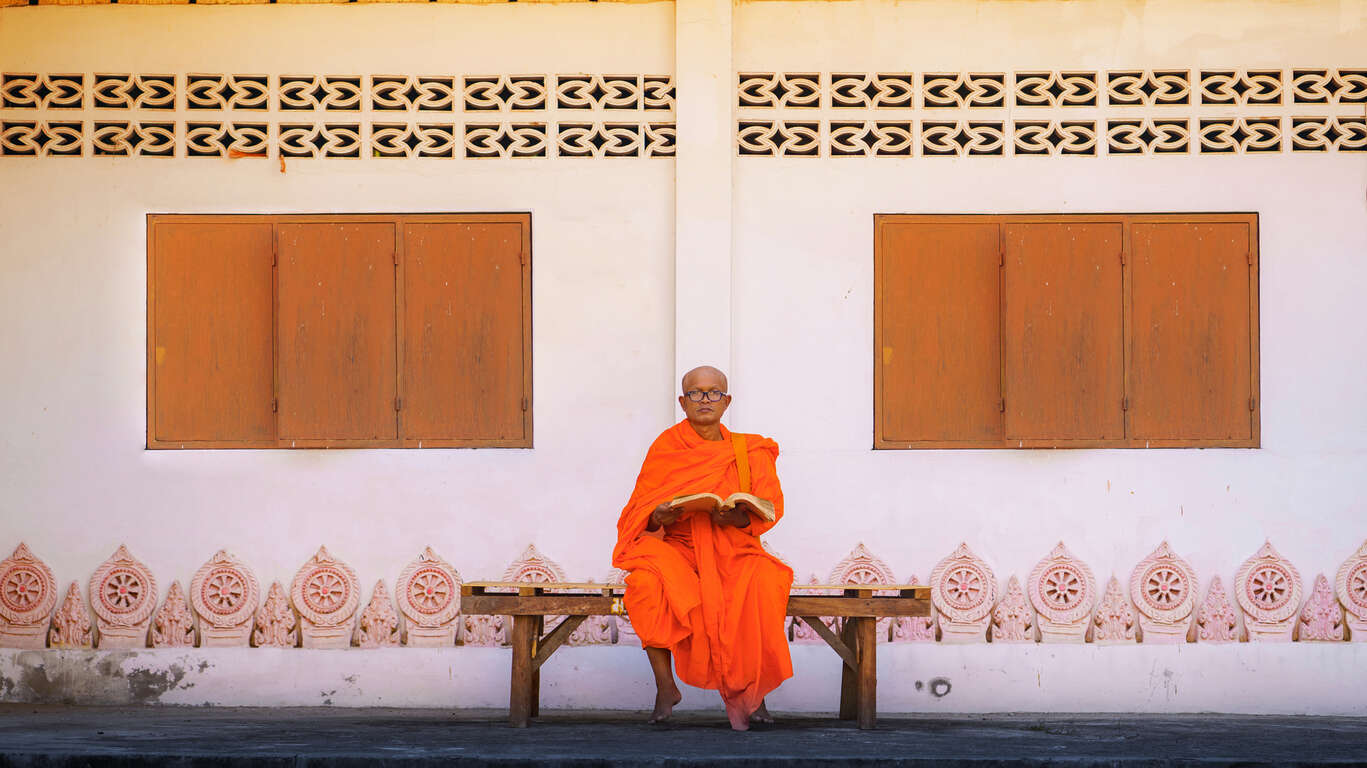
[1,0,1366,713]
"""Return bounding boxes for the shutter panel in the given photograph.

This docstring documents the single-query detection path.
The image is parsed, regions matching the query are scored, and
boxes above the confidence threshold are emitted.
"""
[1130,221,1253,441]
[151,221,275,444]
[1003,222,1124,442]
[402,220,527,444]
[877,220,1003,444]
[277,222,398,441]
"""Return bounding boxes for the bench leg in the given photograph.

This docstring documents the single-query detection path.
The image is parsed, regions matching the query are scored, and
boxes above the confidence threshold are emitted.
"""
[530,616,543,718]
[838,619,858,720]
[855,617,877,730]
[509,615,537,727]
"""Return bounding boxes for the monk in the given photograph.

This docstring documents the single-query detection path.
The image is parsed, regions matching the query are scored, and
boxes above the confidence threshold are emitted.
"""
[612,365,794,731]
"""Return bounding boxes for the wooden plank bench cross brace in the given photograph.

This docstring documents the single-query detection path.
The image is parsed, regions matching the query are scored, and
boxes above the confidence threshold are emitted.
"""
[460,582,930,730]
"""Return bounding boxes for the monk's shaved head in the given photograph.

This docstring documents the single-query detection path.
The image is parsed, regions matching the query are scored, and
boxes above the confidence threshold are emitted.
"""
[681,365,728,394]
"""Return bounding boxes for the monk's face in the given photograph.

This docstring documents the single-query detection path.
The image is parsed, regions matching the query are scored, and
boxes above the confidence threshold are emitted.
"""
[679,368,730,427]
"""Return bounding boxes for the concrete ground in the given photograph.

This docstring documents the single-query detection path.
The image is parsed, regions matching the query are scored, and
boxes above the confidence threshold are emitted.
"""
[1,706,1365,766]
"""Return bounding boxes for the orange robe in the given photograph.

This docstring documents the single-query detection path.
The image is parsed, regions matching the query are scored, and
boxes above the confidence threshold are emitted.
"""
[612,420,794,718]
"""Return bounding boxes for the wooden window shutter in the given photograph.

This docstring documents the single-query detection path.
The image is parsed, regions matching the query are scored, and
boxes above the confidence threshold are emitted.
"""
[876,219,1003,445]
[276,222,398,442]
[1002,222,1125,442]
[400,218,530,446]
[149,220,275,445]
[1129,221,1255,442]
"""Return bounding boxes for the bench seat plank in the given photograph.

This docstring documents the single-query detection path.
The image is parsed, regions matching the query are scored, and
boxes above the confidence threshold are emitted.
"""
[463,581,927,594]
[463,592,929,618]
[464,594,618,616]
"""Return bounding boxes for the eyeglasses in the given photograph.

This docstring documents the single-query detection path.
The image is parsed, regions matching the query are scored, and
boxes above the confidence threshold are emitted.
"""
[684,389,728,403]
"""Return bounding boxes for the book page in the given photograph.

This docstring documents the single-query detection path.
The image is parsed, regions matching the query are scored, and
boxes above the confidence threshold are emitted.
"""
[668,493,722,518]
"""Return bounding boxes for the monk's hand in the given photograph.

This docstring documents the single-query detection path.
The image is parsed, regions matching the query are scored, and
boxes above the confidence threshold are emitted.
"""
[647,502,683,531]
[712,502,751,529]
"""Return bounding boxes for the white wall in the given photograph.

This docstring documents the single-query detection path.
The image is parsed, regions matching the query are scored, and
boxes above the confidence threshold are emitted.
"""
[730,0,1367,590]
[2,0,1366,713]
[0,3,677,588]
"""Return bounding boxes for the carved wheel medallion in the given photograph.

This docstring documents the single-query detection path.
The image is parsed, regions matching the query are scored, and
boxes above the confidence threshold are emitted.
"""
[943,566,987,612]
[303,567,350,614]
[1,567,46,613]
[514,568,558,584]
[1343,562,1367,612]
[845,569,881,585]
[201,570,247,616]
[1141,565,1186,610]
[101,568,147,614]
[1247,565,1292,611]
[1041,566,1083,609]
[409,568,454,614]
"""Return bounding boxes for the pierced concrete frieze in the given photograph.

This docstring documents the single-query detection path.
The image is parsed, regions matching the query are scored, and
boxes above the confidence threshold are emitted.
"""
[1298,573,1345,642]
[890,573,935,643]
[789,574,840,645]
[1028,542,1096,643]
[830,542,900,642]
[460,612,507,647]
[396,547,462,647]
[190,549,260,647]
[291,546,360,649]
[356,580,400,648]
[252,581,298,648]
[89,545,157,648]
[568,613,616,646]
[1335,539,1367,642]
[0,542,58,648]
[990,575,1035,643]
[930,543,997,643]
[1195,576,1239,643]
[502,543,567,584]
[1130,541,1197,643]
[1093,575,1137,644]
[1235,541,1302,642]
[505,544,580,644]
[461,543,563,647]
[48,581,92,649]
[567,570,624,646]
[151,581,196,648]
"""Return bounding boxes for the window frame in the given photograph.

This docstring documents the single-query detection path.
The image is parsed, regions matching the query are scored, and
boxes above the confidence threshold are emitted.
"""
[146,212,533,450]
[873,212,1260,450]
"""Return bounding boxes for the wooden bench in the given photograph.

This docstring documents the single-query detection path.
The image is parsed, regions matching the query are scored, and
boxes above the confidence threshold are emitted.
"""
[460,581,931,729]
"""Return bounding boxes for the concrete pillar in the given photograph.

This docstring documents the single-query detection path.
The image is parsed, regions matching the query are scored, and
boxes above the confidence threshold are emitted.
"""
[674,0,733,384]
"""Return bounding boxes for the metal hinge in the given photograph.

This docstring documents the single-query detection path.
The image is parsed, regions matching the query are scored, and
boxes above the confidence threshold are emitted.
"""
[394,398,402,412]
[998,398,1006,413]
[521,397,529,412]
[1246,251,1253,266]
[1122,397,1129,411]
[271,398,278,413]
[1119,251,1126,266]
[271,233,278,267]
[1249,397,1256,412]
[519,247,526,267]
[393,250,399,267]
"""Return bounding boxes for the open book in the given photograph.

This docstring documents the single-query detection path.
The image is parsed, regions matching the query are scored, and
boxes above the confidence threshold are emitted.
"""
[668,492,776,523]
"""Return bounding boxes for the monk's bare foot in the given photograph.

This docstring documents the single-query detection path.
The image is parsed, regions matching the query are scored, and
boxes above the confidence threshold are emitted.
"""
[749,699,774,724]
[724,700,751,731]
[648,686,682,724]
